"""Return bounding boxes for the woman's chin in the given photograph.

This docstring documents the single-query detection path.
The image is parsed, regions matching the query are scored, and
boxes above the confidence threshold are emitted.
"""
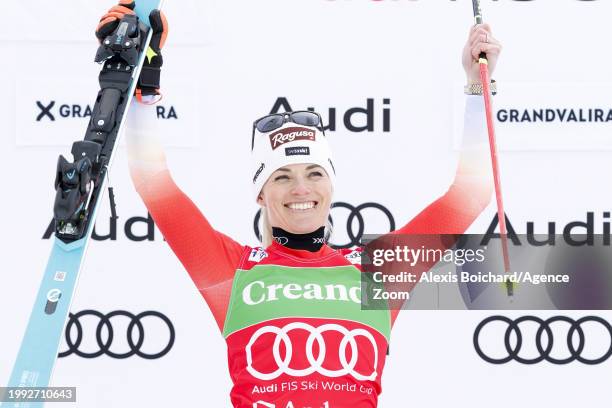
[285,223,322,234]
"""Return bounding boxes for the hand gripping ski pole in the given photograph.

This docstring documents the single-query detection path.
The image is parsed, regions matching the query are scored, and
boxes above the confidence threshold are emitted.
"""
[471,0,513,297]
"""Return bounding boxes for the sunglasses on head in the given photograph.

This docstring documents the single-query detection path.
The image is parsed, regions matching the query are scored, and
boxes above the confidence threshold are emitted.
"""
[251,111,325,150]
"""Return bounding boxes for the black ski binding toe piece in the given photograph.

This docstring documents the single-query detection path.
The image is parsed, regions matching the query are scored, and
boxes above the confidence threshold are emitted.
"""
[95,14,142,66]
[53,140,103,238]
[53,154,92,237]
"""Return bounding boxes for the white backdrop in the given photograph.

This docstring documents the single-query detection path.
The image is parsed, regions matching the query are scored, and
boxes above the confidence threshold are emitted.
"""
[1,0,612,407]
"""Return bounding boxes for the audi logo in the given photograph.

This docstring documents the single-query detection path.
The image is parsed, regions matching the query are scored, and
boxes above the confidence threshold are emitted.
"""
[58,310,175,360]
[474,315,612,365]
[246,322,379,381]
[253,201,395,249]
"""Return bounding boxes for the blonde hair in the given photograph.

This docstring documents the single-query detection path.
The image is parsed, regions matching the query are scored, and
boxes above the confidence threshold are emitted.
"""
[259,209,333,248]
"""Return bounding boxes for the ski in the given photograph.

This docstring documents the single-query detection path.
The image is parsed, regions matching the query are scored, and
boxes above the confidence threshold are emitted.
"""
[3,1,163,406]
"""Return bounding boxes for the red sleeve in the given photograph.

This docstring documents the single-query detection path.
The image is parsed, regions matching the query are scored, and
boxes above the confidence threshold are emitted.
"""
[133,169,245,331]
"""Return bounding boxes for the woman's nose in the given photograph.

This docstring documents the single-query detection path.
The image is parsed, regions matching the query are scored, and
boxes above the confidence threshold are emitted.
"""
[291,178,311,195]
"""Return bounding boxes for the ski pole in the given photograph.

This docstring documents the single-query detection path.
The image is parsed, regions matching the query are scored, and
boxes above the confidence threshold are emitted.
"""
[471,0,513,298]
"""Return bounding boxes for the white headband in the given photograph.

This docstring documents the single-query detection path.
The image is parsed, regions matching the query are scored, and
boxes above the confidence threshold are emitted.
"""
[251,122,336,201]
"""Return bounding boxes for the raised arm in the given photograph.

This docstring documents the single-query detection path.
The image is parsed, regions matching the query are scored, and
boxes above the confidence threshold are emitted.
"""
[96,0,244,330]
[394,95,493,236]
[92,1,246,331]
[387,24,501,325]
[395,23,500,235]
[126,102,245,331]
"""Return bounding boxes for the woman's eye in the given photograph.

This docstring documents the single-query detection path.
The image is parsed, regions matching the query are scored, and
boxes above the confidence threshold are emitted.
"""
[274,175,290,181]
[309,171,323,177]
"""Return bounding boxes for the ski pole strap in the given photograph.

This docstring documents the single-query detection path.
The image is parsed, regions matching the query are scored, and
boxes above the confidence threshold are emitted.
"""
[138,65,161,91]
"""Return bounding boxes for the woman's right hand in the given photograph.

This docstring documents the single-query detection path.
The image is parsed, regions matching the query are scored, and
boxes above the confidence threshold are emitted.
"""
[461,23,502,85]
[95,0,168,99]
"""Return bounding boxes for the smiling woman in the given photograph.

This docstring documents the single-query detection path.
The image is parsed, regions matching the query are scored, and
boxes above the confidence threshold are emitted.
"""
[111,0,501,405]
[250,111,336,247]
[257,163,335,247]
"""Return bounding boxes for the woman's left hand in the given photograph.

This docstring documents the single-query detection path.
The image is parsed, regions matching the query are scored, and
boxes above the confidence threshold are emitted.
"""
[462,23,502,85]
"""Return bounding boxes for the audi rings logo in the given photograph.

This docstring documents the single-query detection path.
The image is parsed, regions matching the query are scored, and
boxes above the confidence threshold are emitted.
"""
[58,310,175,359]
[253,202,395,248]
[246,322,378,381]
[273,236,289,245]
[474,315,612,365]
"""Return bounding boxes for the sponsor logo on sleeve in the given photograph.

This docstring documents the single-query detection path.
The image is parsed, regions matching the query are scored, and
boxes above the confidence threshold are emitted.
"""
[248,248,269,262]
[344,249,362,265]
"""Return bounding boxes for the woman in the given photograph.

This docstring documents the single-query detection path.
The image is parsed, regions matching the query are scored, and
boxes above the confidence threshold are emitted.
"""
[98,2,501,407]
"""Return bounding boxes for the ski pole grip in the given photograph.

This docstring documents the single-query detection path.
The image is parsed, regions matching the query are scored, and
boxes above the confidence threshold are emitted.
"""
[471,0,488,61]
